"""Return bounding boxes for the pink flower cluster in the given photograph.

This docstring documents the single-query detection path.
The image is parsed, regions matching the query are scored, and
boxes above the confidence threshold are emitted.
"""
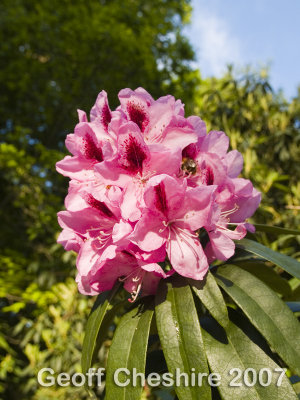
[56,88,261,301]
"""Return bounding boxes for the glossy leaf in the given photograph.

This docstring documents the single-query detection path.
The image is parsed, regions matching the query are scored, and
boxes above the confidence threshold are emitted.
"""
[202,317,298,400]
[155,276,211,400]
[229,247,264,263]
[106,297,154,400]
[292,381,300,396]
[188,272,229,328]
[81,283,121,387]
[254,224,300,236]
[91,297,129,365]
[232,261,292,297]
[216,264,300,375]
[236,238,300,279]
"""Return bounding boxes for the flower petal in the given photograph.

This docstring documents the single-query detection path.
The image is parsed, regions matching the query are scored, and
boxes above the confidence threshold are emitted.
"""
[208,230,235,261]
[131,212,167,252]
[177,185,216,231]
[225,150,244,178]
[199,130,229,155]
[117,122,150,174]
[118,87,153,132]
[144,174,186,219]
[120,180,143,222]
[167,228,209,280]
[147,145,182,176]
[55,156,95,181]
[90,90,112,130]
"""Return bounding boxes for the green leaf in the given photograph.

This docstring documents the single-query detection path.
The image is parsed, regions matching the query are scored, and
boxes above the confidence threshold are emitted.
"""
[105,297,154,400]
[81,283,121,389]
[216,264,300,375]
[188,272,229,328]
[236,238,300,278]
[254,224,300,236]
[232,261,292,297]
[202,317,298,400]
[91,297,129,365]
[293,381,300,396]
[229,247,265,263]
[155,276,211,400]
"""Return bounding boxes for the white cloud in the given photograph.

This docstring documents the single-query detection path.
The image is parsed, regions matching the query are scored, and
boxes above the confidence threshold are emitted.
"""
[188,2,243,76]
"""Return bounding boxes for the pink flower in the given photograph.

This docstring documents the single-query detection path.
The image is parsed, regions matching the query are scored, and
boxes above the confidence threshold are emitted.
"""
[76,251,169,302]
[58,190,132,267]
[90,90,112,130]
[204,205,248,263]
[118,88,198,150]
[56,87,261,300]
[95,121,182,221]
[56,120,114,181]
[132,175,216,280]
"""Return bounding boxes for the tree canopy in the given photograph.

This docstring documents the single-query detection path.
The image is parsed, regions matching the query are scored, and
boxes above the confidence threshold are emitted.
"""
[0,0,196,148]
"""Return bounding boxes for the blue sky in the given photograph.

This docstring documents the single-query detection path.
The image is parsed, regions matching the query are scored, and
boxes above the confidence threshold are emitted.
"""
[185,0,300,98]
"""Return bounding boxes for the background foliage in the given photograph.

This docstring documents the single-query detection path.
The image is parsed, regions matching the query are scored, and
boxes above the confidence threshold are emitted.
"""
[0,1,299,399]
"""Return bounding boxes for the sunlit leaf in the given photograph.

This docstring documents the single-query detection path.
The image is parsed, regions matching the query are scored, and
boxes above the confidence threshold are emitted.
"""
[236,238,300,278]
[106,297,154,400]
[232,261,292,297]
[216,264,300,375]
[202,317,298,400]
[81,283,121,389]
[254,224,300,236]
[155,276,211,400]
[188,272,229,328]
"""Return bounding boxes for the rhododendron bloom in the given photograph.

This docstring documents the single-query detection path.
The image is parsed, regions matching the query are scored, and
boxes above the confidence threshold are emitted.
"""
[132,174,216,280]
[56,87,261,301]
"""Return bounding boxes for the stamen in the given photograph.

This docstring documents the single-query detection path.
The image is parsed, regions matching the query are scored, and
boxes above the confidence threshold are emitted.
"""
[215,223,236,234]
[221,204,239,217]
[170,226,184,258]
[119,268,144,303]
[135,169,156,184]
[87,227,101,232]
[129,282,142,303]
[172,225,200,260]
[159,221,169,233]
[93,230,112,249]
[118,269,137,282]
[173,225,199,239]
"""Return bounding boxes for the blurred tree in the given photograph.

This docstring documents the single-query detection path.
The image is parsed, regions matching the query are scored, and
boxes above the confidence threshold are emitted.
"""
[0,0,197,148]
[195,68,300,236]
